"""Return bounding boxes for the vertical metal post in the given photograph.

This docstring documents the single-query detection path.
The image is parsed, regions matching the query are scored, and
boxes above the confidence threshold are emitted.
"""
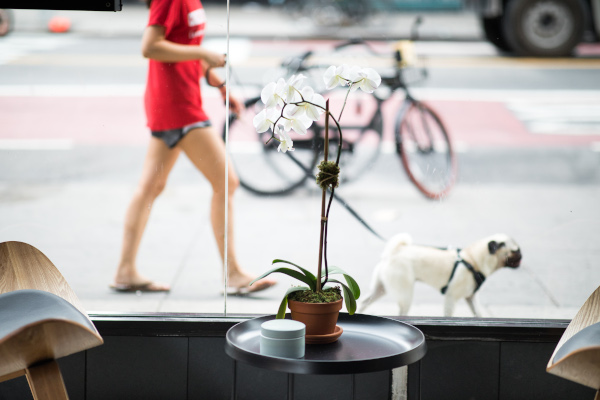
[288,373,295,400]
[223,0,230,317]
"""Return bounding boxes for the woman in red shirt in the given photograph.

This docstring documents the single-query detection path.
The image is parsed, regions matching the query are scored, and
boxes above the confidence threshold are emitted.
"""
[111,0,276,294]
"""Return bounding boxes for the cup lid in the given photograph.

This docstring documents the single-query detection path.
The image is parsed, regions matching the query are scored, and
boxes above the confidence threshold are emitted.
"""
[261,319,306,339]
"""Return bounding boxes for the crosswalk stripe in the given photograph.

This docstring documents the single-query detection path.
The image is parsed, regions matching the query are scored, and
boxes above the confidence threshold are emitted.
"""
[0,84,145,96]
[507,103,600,135]
[0,34,78,65]
[0,139,74,150]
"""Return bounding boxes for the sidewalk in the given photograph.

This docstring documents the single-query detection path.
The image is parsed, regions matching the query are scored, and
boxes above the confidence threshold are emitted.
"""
[1,145,597,320]
[10,3,483,41]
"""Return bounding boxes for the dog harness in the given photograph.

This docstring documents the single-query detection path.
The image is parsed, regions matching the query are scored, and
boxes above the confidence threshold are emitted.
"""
[440,250,486,295]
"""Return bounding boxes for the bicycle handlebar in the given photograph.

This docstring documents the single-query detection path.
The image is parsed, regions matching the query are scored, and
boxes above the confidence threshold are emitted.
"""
[278,16,426,89]
[284,38,380,73]
[334,38,383,57]
[298,50,313,61]
[334,38,364,50]
[280,50,313,73]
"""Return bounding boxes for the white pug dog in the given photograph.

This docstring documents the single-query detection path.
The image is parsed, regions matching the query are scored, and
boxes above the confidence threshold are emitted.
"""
[359,233,522,317]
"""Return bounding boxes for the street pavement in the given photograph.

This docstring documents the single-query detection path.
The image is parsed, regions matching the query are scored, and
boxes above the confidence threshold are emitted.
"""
[1,4,600,321]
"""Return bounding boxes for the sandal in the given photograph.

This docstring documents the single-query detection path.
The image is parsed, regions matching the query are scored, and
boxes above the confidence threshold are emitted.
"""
[110,281,170,293]
[224,277,276,296]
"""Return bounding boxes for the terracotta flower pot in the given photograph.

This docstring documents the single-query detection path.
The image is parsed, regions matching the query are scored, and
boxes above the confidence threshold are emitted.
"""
[288,298,343,336]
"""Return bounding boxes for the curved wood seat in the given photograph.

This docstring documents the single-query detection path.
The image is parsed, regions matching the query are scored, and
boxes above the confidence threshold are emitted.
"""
[547,285,600,399]
[0,290,103,379]
[0,241,103,399]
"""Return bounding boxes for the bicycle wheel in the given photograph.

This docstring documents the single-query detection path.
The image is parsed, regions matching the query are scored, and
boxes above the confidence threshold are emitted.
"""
[396,101,457,200]
[223,97,321,196]
[326,94,383,184]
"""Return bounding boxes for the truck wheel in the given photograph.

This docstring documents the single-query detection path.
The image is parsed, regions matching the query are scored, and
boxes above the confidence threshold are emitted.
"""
[502,0,586,57]
[482,16,512,52]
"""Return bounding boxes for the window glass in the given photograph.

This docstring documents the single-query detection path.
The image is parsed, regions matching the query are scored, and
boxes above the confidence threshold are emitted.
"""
[1,1,598,320]
[222,2,600,320]
[0,3,231,313]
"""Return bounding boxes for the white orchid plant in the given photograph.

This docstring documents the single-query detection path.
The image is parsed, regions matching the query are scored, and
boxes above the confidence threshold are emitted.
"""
[250,64,382,319]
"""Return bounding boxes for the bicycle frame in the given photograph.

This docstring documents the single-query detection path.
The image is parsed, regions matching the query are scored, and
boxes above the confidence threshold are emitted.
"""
[225,32,457,200]
[311,94,385,155]
[279,48,426,181]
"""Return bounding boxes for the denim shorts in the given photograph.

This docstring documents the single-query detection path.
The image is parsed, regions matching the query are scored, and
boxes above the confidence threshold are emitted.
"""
[151,120,212,149]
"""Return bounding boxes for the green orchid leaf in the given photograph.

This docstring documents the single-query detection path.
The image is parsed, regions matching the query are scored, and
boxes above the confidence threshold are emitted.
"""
[272,259,317,283]
[277,286,310,319]
[327,279,357,315]
[323,266,360,299]
[250,267,316,292]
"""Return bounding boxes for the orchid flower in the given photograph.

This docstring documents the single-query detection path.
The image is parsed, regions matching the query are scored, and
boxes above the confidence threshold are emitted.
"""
[253,108,280,133]
[282,74,305,103]
[276,127,294,153]
[282,106,314,135]
[288,86,326,121]
[323,64,351,90]
[350,67,381,93]
[261,78,286,109]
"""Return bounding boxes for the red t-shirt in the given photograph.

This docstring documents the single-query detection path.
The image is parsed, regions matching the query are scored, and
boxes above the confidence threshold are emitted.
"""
[144,0,209,132]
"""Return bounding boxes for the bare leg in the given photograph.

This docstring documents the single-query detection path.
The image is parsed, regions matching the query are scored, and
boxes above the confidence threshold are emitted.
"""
[178,126,276,292]
[112,138,179,290]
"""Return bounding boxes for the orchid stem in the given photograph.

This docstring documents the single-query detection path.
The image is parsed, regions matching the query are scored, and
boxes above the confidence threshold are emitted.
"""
[322,184,335,288]
[316,100,330,293]
[338,85,353,121]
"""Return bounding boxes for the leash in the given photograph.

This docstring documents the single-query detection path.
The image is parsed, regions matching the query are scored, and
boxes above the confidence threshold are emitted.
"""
[285,151,387,241]
[440,249,486,295]
[330,190,386,241]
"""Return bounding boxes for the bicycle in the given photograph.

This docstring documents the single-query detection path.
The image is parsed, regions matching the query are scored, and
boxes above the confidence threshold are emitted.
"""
[220,26,458,200]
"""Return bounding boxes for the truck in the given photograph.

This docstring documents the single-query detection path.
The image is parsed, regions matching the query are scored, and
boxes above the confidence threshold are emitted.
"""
[273,0,600,57]
[470,0,600,56]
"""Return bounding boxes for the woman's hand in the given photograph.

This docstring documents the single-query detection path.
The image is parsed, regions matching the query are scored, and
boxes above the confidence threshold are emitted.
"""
[227,94,243,115]
[219,86,242,115]
[203,50,226,69]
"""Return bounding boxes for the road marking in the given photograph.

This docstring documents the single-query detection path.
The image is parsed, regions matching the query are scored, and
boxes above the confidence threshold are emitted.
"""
[0,35,78,65]
[0,84,144,96]
[6,49,599,70]
[0,139,74,150]
[411,88,600,102]
[8,54,146,67]
[3,84,600,103]
[418,56,600,69]
[507,102,600,135]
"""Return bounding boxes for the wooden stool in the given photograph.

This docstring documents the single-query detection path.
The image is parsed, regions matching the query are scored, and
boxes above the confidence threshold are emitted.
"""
[547,285,600,400]
[0,241,103,400]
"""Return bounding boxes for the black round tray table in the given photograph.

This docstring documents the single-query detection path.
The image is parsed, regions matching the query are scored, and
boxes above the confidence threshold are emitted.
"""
[225,313,427,376]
